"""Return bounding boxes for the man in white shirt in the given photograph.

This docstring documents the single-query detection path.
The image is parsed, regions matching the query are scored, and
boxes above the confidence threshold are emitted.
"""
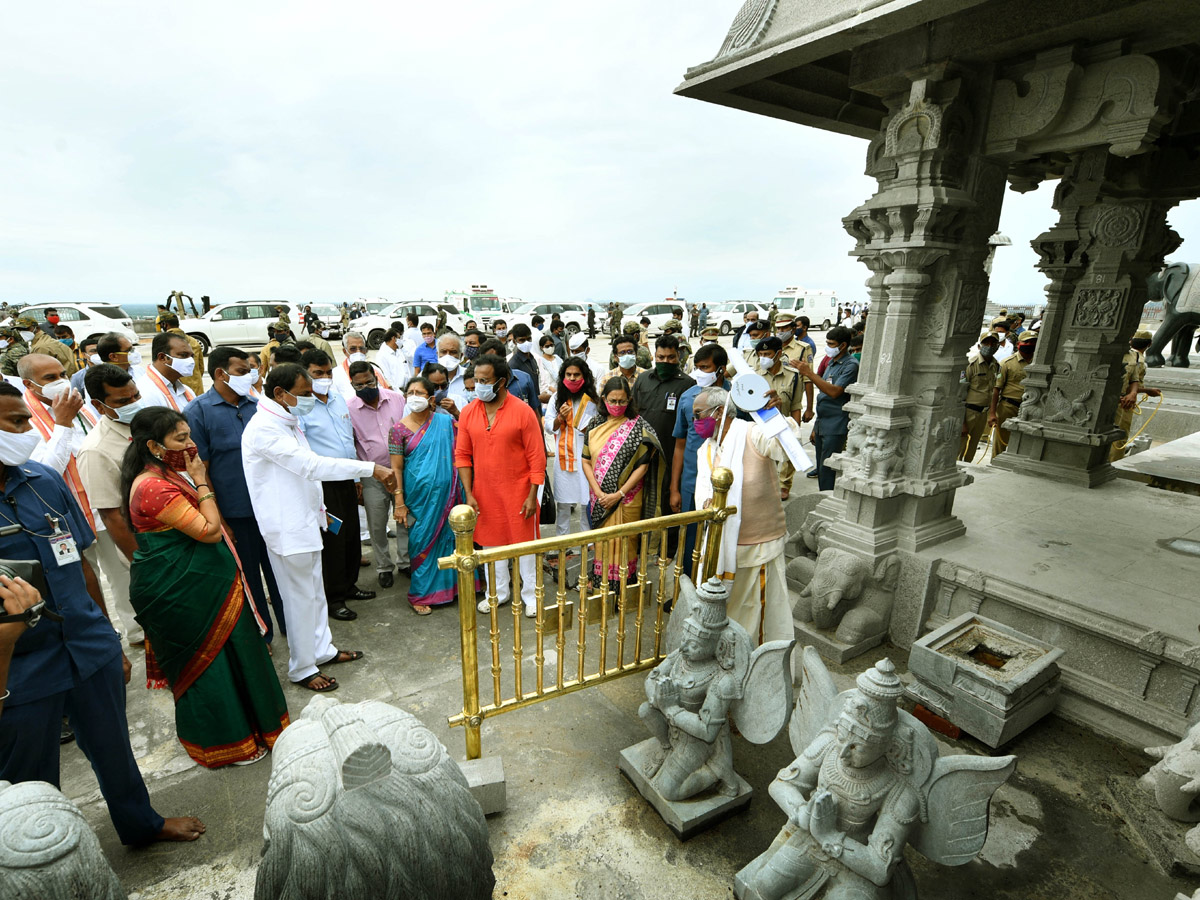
[17,355,141,645]
[136,332,196,411]
[436,333,468,400]
[375,328,411,391]
[242,362,394,692]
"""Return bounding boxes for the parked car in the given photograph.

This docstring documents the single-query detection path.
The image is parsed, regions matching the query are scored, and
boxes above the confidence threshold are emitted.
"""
[356,302,466,350]
[14,302,139,345]
[301,303,345,341]
[618,300,687,336]
[181,300,302,351]
[505,301,605,336]
[707,300,767,335]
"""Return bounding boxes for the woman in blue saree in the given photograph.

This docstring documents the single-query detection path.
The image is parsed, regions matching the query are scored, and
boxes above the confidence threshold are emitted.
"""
[389,376,464,614]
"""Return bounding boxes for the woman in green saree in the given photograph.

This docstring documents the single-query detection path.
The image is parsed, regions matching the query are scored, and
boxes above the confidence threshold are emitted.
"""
[121,407,289,768]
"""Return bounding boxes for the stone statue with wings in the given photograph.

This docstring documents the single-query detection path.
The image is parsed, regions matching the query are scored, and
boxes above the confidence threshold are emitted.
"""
[735,647,1016,900]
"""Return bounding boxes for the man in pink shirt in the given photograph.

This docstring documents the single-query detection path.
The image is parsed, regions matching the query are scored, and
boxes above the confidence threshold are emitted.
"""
[346,360,410,589]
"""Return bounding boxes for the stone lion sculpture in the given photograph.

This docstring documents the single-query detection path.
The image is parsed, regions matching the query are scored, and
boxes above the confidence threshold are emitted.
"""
[0,780,124,900]
[256,696,494,900]
[1140,719,1200,856]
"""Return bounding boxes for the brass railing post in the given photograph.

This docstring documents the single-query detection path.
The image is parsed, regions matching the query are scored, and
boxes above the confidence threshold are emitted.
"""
[702,467,734,581]
[449,504,483,760]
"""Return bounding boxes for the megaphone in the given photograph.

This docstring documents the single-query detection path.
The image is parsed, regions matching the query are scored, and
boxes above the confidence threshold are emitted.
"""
[727,372,812,472]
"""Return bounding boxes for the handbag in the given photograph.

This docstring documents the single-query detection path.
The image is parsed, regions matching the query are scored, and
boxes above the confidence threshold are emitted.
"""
[540,480,556,525]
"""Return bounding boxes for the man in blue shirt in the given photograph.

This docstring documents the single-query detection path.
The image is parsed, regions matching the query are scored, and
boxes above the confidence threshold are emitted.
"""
[412,323,439,372]
[669,342,730,570]
[797,325,859,491]
[0,382,204,844]
[796,315,817,356]
[299,349,375,621]
[186,345,286,642]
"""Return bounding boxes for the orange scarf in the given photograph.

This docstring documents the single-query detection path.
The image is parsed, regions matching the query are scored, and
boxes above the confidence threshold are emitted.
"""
[23,390,99,531]
[341,358,390,390]
[145,365,196,411]
[557,397,592,473]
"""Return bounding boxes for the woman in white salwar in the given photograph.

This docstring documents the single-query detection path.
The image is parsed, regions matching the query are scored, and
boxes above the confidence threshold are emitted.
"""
[545,357,599,537]
[535,335,561,415]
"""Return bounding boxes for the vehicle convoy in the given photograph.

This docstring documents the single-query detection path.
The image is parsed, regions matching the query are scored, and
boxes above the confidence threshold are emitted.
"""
[181,300,304,350]
[706,300,768,335]
[13,302,139,345]
[617,299,687,336]
[357,301,465,349]
[443,285,524,332]
[772,285,841,330]
[504,300,607,335]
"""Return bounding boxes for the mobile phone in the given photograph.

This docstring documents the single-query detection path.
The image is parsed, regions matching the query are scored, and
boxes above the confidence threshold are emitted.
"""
[327,514,343,535]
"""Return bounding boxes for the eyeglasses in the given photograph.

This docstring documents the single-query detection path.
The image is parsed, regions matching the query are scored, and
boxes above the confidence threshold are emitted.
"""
[353,381,379,390]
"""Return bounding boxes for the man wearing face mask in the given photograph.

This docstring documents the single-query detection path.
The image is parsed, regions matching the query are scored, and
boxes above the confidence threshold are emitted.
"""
[988,330,1037,456]
[478,337,544,429]
[183,347,287,643]
[375,328,411,391]
[727,319,770,376]
[795,325,859,491]
[69,336,101,397]
[137,332,196,412]
[331,332,390,400]
[0,322,34,378]
[492,319,510,348]
[670,342,731,566]
[755,336,806,499]
[631,334,695,559]
[96,332,143,379]
[411,323,439,374]
[508,324,540,386]
[437,333,468,400]
[24,317,76,377]
[242,363,393,691]
[731,311,760,351]
[1110,329,1160,462]
[0,380,207,844]
[159,314,205,397]
[347,360,410,589]
[567,331,591,363]
[548,319,568,358]
[958,332,1001,462]
[609,322,653,372]
[298,350,375,623]
[455,354,546,617]
[602,333,648,388]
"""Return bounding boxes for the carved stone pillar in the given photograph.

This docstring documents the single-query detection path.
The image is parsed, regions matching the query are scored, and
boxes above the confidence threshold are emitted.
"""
[993,148,1186,485]
[822,71,1006,558]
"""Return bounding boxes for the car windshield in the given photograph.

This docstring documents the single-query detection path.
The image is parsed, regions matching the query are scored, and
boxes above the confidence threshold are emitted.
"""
[92,305,130,319]
[512,302,541,314]
[470,297,503,311]
[310,305,340,317]
[364,302,390,313]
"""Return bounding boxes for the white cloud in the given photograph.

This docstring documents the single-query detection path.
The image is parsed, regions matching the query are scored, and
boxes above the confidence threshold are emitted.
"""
[2,1,1196,307]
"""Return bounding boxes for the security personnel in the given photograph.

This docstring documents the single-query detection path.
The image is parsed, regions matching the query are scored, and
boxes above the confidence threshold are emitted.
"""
[29,320,77,377]
[988,329,1037,455]
[0,381,204,844]
[662,319,692,370]
[959,331,1001,461]
[697,324,722,346]
[160,314,205,396]
[1110,329,1160,461]
[756,335,804,498]
[0,319,34,377]
[261,318,295,374]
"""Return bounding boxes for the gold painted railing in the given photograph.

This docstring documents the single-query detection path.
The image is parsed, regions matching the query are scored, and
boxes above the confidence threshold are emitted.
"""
[439,467,735,759]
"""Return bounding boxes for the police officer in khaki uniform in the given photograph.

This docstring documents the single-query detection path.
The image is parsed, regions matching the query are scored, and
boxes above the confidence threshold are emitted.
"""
[755,335,804,498]
[959,331,1001,461]
[697,324,721,346]
[161,314,205,396]
[1110,329,1160,461]
[988,329,1037,455]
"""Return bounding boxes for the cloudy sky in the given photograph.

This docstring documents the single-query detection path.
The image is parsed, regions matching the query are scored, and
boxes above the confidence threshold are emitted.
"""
[3,1,1197,309]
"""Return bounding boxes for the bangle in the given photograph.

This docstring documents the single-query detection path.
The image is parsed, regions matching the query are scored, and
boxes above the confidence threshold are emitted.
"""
[0,689,8,701]
[197,492,216,503]
[195,483,209,489]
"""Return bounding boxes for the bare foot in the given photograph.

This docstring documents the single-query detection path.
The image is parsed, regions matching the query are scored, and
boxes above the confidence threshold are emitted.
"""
[641,745,667,778]
[156,816,206,842]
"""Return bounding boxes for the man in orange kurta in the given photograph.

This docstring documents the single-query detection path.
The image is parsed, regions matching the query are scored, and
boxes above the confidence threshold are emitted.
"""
[455,354,546,617]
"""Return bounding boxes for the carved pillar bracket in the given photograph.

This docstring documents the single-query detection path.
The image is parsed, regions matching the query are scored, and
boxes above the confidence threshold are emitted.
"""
[816,70,1007,560]
[994,145,1193,486]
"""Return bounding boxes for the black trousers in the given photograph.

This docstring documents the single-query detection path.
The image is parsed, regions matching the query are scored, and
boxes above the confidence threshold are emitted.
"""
[321,480,361,607]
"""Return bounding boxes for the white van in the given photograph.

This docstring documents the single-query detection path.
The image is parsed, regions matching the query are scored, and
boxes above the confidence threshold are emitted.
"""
[772,286,842,331]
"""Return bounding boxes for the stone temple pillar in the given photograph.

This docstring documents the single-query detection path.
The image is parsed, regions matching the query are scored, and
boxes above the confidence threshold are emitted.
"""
[994,147,1190,485]
[819,69,1006,557]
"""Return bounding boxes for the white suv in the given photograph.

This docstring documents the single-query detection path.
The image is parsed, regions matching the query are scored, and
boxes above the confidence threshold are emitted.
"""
[356,302,466,349]
[181,301,301,351]
[619,301,686,336]
[708,300,767,335]
[506,301,604,336]
[16,302,139,344]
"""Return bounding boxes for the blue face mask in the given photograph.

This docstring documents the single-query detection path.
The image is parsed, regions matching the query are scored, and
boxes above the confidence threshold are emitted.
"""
[286,391,317,417]
[60,338,75,347]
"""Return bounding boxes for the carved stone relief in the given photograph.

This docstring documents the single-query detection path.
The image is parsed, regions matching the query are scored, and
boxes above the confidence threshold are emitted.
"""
[1072,288,1123,328]
[714,0,778,60]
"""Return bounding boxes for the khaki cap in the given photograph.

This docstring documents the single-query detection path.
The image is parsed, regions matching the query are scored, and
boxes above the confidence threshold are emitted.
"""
[1133,329,1153,341]
[1017,330,1038,344]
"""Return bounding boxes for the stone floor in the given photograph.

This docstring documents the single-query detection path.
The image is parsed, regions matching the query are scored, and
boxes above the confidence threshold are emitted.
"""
[63,566,1198,900]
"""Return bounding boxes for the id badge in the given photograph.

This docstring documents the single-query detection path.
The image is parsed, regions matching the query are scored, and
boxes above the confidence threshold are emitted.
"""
[50,530,81,566]
[666,393,677,412]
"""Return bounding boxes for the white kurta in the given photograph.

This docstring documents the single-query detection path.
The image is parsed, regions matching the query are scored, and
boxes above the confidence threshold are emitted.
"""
[546,395,595,504]
[375,343,412,392]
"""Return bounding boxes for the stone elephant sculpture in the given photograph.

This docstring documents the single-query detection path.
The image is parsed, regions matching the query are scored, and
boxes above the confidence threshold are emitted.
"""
[1146,262,1200,367]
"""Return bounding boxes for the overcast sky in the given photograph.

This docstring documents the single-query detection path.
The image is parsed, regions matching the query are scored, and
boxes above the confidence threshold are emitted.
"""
[3,1,1197,309]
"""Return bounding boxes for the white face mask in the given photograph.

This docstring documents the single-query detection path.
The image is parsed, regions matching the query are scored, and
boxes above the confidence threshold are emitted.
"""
[104,397,145,424]
[347,351,367,364]
[516,341,534,354]
[618,354,636,370]
[225,370,257,397]
[824,345,841,358]
[312,377,334,395]
[692,369,719,388]
[127,349,143,366]
[89,353,102,365]
[36,379,72,403]
[168,355,195,377]
[406,395,430,413]
[438,354,460,371]
[0,340,9,351]
[541,346,555,357]
[757,354,776,372]
[0,428,43,466]
[19,331,34,344]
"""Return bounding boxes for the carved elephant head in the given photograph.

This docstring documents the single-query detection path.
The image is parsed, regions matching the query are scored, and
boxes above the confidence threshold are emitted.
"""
[1147,262,1190,308]
[801,548,870,630]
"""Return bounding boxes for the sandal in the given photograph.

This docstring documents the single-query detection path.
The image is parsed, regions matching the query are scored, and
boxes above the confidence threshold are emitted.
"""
[232,746,269,766]
[411,604,433,616]
[326,649,365,664]
[296,672,338,692]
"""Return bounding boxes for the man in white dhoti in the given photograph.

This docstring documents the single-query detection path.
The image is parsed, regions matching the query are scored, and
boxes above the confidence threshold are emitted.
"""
[692,386,805,646]
[242,362,395,692]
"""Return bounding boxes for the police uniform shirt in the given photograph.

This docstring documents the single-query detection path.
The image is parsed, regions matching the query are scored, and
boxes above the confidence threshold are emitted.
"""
[762,364,801,417]
[995,354,1030,404]
[962,354,999,409]
[1120,348,1147,394]
[0,461,116,707]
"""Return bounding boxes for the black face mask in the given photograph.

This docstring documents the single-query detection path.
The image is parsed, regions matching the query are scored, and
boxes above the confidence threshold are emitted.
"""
[355,385,380,404]
[464,345,480,359]
[1018,345,1035,358]
[1131,339,1152,351]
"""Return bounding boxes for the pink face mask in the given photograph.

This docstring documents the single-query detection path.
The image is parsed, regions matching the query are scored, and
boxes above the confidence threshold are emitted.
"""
[693,416,717,439]
[606,402,627,418]
[564,377,584,393]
